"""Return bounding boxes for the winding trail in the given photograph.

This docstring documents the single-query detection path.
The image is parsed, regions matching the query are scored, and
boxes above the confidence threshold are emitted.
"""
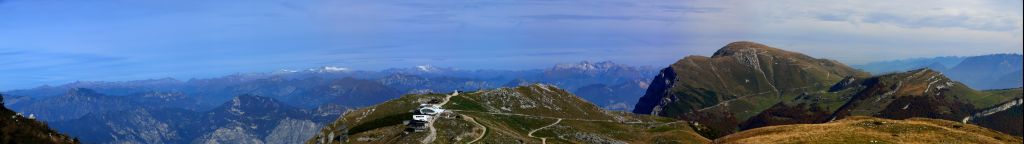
[465,115,487,144]
[450,110,641,123]
[433,91,679,144]
[421,91,458,144]
[528,118,562,144]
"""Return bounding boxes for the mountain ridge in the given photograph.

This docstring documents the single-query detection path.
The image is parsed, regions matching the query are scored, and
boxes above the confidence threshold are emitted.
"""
[49,94,342,143]
[634,41,1021,138]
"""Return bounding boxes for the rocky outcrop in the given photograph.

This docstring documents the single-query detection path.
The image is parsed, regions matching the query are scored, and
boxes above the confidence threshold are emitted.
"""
[265,118,321,144]
[192,126,264,144]
[632,67,677,115]
[968,97,1023,136]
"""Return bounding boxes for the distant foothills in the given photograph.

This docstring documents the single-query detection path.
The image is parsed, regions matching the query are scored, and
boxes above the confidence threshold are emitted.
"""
[1,42,1021,143]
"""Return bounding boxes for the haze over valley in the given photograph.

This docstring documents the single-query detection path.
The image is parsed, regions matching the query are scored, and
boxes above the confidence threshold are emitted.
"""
[1,0,1021,143]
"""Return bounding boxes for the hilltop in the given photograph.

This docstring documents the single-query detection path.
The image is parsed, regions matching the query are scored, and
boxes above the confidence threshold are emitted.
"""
[308,84,709,143]
[634,41,868,137]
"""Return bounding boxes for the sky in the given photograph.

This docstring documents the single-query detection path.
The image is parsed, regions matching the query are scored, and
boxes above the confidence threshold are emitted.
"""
[1,0,1021,90]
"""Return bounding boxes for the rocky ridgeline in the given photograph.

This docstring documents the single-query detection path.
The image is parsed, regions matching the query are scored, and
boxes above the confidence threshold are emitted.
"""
[634,41,1022,138]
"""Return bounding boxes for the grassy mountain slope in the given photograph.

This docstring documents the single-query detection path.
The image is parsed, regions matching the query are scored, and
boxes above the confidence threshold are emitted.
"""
[635,41,1022,138]
[745,69,1023,136]
[633,41,868,137]
[717,116,1022,144]
[309,84,709,144]
[968,89,1023,136]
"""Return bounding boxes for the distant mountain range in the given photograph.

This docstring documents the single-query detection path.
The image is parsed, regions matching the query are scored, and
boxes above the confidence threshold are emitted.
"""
[1,61,657,143]
[853,56,966,74]
[854,54,1023,90]
[634,41,1022,138]
[4,61,656,110]
[50,94,343,143]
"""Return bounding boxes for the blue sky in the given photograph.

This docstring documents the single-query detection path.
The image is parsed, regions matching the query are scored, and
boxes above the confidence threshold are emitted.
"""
[1,0,1021,90]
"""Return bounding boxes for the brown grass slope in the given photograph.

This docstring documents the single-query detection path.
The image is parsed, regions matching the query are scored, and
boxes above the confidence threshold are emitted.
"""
[1,95,79,144]
[716,116,1022,144]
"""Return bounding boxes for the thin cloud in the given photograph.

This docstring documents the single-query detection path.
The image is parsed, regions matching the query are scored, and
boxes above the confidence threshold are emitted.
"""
[521,14,633,21]
[657,5,723,13]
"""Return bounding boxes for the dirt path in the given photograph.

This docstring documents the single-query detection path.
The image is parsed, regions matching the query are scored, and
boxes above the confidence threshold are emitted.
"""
[528,118,562,144]
[465,115,487,144]
[451,110,642,123]
[421,91,458,144]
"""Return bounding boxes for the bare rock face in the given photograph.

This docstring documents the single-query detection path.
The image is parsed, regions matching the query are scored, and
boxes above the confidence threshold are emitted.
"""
[632,68,677,115]
[103,108,179,144]
[192,126,264,144]
[969,98,1023,136]
[265,118,321,144]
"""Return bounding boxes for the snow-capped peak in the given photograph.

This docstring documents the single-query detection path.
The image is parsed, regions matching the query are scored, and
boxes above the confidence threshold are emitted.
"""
[321,66,349,72]
[416,65,436,72]
[275,69,299,73]
[553,61,620,71]
[306,66,350,73]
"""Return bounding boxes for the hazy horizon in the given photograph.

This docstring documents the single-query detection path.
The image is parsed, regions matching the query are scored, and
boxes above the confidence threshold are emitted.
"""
[2,0,1021,90]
